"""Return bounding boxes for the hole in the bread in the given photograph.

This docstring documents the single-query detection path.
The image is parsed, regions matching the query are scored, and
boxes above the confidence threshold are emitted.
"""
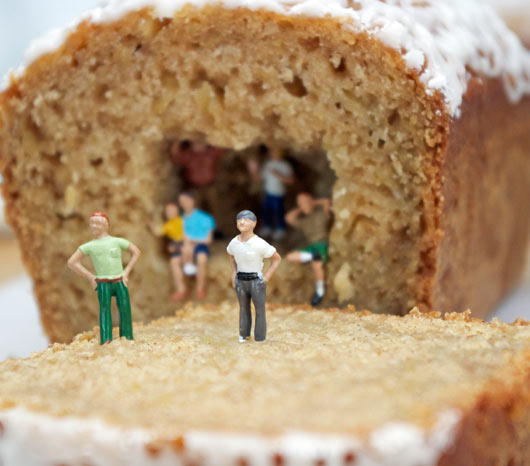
[57,211,82,221]
[331,56,347,73]
[388,109,401,126]
[41,151,62,167]
[24,117,45,141]
[95,84,111,102]
[249,80,266,97]
[115,150,130,169]
[71,286,84,301]
[299,36,321,52]
[90,157,104,168]
[89,59,102,73]
[8,190,20,201]
[277,20,294,31]
[51,103,64,118]
[283,76,308,97]
[147,17,171,37]
[190,68,207,89]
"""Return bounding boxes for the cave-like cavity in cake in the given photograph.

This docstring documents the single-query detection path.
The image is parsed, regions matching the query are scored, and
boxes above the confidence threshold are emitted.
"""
[4,0,530,117]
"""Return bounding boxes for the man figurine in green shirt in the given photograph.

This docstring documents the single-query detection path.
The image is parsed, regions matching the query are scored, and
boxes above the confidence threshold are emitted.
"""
[67,212,141,344]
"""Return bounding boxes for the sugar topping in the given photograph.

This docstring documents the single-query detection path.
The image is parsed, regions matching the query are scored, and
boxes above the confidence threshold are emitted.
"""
[0,408,461,466]
[2,0,530,117]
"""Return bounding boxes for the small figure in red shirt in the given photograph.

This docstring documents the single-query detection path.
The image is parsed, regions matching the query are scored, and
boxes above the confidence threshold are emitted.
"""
[170,140,226,222]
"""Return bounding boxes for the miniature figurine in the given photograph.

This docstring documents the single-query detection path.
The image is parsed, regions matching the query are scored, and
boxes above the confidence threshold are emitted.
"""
[170,140,226,222]
[179,192,215,300]
[150,202,187,302]
[67,212,141,344]
[248,145,294,240]
[285,193,332,306]
[227,210,282,342]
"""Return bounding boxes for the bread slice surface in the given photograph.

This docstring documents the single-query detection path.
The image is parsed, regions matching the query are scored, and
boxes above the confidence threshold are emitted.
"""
[0,304,529,465]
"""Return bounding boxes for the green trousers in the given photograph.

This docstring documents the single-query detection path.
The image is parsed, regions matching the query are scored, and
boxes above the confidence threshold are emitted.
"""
[96,280,133,344]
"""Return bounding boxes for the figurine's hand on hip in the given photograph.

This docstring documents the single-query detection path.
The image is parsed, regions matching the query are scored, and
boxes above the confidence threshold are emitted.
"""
[122,274,129,287]
[90,276,98,290]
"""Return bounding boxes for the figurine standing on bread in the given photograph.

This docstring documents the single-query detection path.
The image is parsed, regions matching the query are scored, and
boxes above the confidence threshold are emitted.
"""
[227,210,281,343]
[67,212,141,344]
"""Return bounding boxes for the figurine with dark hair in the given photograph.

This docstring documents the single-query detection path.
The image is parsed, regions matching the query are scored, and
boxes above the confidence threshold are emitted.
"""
[227,210,282,342]
[285,193,332,306]
[248,146,294,240]
[67,212,141,344]
[179,192,215,300]
[170,140,226,219]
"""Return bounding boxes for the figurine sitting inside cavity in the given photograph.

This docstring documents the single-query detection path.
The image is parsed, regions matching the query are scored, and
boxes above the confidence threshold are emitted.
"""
[285,193,332,307]
[170,140,226,223]
[179,192,215,300]
[150,202,187,302]
[247,146,294,241]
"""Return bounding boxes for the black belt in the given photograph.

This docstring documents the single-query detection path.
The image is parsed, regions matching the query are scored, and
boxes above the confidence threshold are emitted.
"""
[237,272,260,281]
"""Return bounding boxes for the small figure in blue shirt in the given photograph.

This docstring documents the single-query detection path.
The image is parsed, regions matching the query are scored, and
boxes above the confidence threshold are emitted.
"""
[178,192,215,300]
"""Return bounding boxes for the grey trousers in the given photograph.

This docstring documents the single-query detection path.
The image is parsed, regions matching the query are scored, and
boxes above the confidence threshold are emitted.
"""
[235,278,267,341]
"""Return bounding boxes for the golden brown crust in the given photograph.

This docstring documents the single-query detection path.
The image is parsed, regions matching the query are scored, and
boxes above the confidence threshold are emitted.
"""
[432,76,530,319]
[438,349,530,465]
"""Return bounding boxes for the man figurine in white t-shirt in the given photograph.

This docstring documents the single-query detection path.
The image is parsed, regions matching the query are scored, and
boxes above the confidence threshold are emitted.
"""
[227,210,282,343]
[248,146,294,240]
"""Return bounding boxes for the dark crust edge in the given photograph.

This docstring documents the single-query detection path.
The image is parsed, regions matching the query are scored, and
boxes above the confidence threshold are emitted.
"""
[438,349,530,465]
[432,74,530,320]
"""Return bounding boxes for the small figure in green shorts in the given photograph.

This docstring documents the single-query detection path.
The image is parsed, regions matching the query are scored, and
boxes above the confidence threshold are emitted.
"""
[67,212,141,344]
[285,193,332,307]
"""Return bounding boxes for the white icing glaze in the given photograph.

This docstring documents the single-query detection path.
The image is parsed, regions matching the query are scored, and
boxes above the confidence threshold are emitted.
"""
[486,0,530,16]
[2,0,530,117]
[0,408,461,466]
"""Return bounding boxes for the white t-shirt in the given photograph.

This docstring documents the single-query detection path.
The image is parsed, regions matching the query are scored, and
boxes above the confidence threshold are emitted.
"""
[226,235,276,274]
[261,159,293,196]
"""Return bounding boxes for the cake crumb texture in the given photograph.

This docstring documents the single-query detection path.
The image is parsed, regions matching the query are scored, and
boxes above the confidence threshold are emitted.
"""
[2,5,529,343]
[0,304,529,465]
